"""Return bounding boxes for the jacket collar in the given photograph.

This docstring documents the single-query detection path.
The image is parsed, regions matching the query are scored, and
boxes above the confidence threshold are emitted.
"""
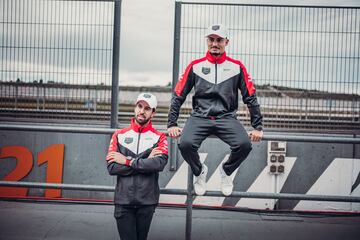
[206,51,227,64]
[130,118,153,133]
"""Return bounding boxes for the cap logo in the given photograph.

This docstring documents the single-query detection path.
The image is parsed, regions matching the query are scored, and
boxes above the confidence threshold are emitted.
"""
[212,25,220,31]
[143,93,152,98]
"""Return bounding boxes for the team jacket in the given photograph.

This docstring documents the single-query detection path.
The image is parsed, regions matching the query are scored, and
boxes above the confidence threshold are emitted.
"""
[168,51,263,130]
[107,118,168,205]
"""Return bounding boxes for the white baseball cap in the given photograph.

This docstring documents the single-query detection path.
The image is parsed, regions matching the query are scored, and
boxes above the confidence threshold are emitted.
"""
[136,93,157,109]
[205,24,229,39]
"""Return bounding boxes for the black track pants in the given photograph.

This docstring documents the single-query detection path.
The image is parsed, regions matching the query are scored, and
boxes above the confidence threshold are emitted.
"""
[178,115,252,176]
[114,205,156,240]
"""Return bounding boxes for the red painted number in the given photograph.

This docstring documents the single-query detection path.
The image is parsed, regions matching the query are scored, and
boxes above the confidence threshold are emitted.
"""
[0,146,33,197]
[0,144,65,198]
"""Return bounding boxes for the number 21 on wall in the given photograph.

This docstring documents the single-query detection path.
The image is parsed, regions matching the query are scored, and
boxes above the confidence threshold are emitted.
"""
[0,144,65,198]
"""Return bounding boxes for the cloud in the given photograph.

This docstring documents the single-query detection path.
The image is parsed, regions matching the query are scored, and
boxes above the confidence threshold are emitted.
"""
[119,70,171,87]
[119,0,174,72]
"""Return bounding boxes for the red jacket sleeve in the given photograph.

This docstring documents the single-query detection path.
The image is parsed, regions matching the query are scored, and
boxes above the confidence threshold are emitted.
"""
[106,131,137,176]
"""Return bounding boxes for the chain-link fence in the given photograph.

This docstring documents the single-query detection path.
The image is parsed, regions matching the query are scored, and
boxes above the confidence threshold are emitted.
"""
[0,0,115,122]
[1,1,359,132]
[173,2,360,132]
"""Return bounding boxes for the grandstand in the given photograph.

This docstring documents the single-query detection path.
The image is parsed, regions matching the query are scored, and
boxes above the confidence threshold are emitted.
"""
[1,81,359,133]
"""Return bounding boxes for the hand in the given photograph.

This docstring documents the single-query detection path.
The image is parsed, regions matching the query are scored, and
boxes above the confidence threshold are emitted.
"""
[148,147,163,158]
[248,129,263,142]
[106,151,127,164]
[167,126,182,138]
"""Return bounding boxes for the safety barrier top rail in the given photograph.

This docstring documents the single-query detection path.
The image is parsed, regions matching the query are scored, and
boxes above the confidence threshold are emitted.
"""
[0,124,359,143]
[1,181,360,203]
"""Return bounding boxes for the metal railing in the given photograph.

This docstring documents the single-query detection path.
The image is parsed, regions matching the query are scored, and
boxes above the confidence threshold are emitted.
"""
[1,165,360,240]
[0,123,360,143]
[2,180,360,203]
[2,177,360,239]
[0,123,359,239]
[0,123,359,173]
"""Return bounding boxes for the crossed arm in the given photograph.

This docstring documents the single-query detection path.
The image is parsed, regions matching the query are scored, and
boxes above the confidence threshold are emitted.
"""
[106,147,163,165]
[106,147,168,176]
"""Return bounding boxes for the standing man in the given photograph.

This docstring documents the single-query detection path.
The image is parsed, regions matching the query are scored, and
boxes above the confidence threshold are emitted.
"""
[167,24,263,196]
[106,93,168,240]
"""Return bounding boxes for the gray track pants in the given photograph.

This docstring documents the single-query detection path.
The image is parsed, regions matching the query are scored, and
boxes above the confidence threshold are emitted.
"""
[178,115,252,176]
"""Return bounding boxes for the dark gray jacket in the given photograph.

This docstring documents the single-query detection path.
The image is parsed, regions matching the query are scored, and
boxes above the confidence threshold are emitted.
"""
[107,119,168,205]
[168,51,263,131]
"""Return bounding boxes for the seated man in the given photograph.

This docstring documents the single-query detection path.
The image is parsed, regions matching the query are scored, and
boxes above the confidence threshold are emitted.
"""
[167,24,263,196]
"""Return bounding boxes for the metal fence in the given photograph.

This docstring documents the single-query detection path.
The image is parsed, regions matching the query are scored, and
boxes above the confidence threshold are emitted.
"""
[0,1,359,133]
[173,2,360,131]
[0,0,118,123]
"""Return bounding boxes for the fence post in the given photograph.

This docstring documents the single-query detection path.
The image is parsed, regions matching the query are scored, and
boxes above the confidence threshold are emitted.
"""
[169,1,182,171]
[169,138,179,171]
[186,165,194,240]
[172,1,181,89]
[110,0,122,128]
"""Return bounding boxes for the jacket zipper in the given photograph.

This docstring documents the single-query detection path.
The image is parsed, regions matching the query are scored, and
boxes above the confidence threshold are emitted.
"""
[136,131,141,154]
[134,129,142,203]
[215,62,218,84]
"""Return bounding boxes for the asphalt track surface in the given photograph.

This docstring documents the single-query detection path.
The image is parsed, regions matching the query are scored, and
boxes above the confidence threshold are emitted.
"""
[1,201,360,240]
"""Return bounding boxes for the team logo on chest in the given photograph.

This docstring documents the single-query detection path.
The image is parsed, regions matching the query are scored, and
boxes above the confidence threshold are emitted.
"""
[124,137,134,144]
[202,67,211,75]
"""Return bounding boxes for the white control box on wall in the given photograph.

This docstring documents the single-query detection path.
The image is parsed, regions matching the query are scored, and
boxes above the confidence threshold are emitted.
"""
[267,141,287,175]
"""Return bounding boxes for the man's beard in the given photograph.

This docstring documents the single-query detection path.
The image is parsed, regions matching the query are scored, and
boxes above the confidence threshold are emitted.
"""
[210,48,221,56]
[135,115,150,126]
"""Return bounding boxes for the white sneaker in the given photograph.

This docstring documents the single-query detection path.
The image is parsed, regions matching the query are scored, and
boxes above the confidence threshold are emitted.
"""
[220,166,233,196]
[193,164,208,196]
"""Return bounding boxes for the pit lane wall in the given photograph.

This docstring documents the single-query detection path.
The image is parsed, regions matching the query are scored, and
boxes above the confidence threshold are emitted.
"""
[0,128,359,212]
